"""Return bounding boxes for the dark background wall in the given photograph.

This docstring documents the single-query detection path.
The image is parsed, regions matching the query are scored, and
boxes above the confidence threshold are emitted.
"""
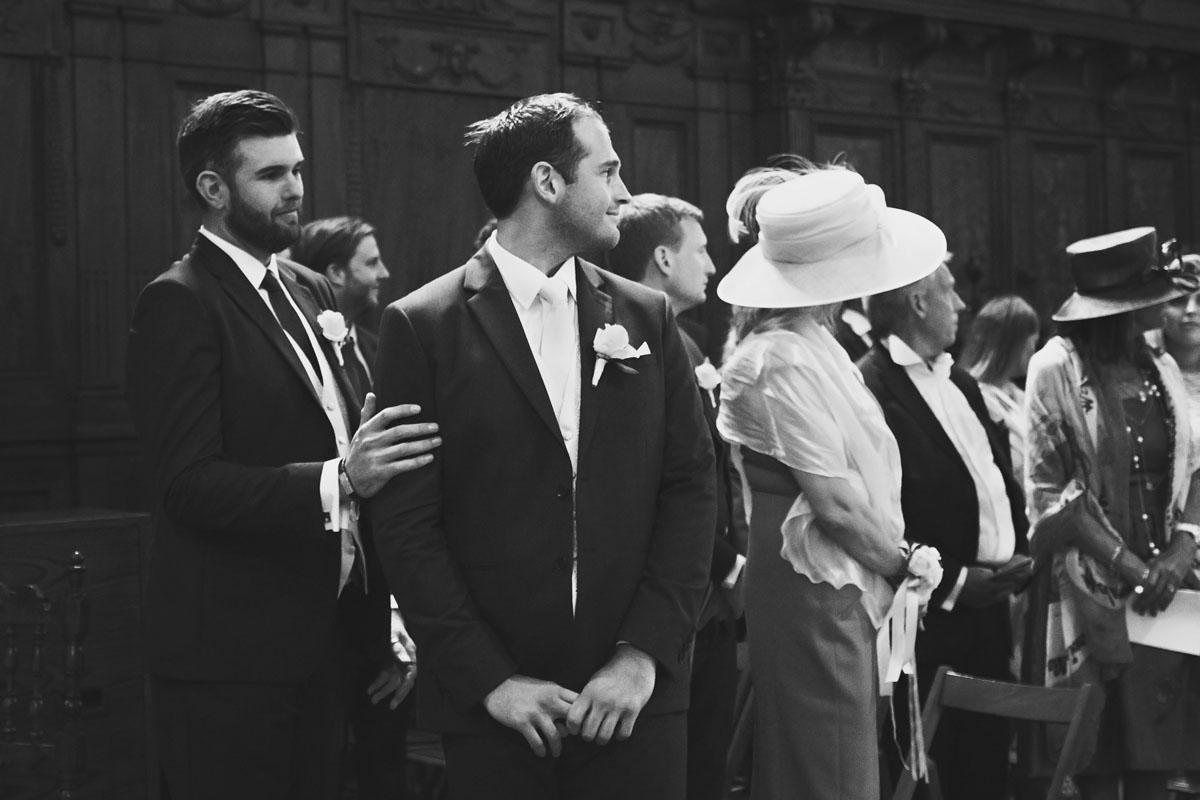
[3,0,1200,514]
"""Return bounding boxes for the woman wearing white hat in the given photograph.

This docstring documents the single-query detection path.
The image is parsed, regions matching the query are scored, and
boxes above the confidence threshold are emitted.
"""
[716,167,947,797]
[1024,227,1200,800]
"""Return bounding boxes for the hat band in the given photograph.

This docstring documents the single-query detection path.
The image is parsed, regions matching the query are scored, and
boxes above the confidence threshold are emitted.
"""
[1077,263,1197,297]
[758,183,885,265]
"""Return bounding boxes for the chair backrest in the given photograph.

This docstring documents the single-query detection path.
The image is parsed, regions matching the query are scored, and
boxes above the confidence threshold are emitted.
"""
[892,666,1097,800]
[0,551,89,799]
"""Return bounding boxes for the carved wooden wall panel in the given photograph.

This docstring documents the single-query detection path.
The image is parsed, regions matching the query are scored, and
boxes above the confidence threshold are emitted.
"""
[1123,148,1190,243]
[1028,142,1103,318]
[811,122,897,194]
[928,134,1002,309]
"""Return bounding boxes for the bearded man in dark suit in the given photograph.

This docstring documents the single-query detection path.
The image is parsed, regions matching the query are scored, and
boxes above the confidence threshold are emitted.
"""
[369,93,717,800]
[127,89,438,800]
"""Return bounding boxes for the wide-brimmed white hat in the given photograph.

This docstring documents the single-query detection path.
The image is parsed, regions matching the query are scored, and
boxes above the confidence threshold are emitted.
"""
[717,170,948,309]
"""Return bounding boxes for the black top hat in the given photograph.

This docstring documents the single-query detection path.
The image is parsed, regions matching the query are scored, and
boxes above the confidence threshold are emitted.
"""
[1052,227,1199,322]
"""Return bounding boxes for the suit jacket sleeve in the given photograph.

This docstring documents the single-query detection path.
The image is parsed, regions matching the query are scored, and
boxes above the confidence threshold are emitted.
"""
[127,277,326,539]
[616,298,716,677]
[368,301,517,709]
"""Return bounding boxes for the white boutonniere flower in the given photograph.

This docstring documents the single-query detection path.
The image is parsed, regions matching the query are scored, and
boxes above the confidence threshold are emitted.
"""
[592,323,650,386]
[694,360,721,406]
[316,309,349,366]
[904,544,943,608]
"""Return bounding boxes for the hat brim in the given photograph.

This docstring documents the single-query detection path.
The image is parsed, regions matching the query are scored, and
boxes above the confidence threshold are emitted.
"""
[1051,275,1197,322]
[716,208,948,308]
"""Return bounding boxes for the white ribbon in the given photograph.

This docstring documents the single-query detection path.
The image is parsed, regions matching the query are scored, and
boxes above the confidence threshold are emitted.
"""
[877,580,929,782]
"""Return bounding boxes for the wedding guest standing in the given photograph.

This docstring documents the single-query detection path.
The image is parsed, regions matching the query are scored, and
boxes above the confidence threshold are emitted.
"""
[369,93,716,800]
[958,294,1041,483]
[1158,253,1200,439]
[1025,227,1200,800]
[861,256,1031,800]
[126,90,439,800]
[608,193,743,800]
[716,167,947,799]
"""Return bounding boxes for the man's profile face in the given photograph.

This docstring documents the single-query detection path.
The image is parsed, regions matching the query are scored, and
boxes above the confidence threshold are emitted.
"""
[664,217,715,312]
[223,134,305,257]
[919,263,966,352]
[555,116,631,253]
[341,234,390,312]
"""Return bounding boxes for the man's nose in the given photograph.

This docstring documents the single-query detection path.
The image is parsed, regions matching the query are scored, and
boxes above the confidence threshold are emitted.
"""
[613,176,632,204]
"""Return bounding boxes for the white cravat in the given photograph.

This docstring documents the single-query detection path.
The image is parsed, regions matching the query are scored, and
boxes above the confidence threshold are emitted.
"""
[886,336,1016,609]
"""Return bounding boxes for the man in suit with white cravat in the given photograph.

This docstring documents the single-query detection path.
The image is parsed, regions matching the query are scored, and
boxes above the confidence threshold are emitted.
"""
[858,260,1031,800]
[127,90,439,800]
[369,93,717,800]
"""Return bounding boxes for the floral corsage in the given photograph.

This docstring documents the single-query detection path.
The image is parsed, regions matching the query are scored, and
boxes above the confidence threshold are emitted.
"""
[592,323,650,386]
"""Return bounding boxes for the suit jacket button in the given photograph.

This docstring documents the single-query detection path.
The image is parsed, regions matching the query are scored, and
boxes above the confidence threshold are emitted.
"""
[557,486,569,500]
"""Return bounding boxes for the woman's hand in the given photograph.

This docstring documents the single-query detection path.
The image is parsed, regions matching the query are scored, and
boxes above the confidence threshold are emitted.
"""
[1131,533,1197,615]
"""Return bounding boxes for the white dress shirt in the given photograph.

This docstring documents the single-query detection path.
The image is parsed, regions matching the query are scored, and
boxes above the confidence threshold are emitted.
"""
[885,336,1016,610]
[487,232,582,609]
[200,227,363,595]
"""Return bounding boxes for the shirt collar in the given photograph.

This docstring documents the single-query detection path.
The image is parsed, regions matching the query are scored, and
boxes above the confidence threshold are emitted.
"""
[886,334,954,375]
[487,231,577,310]
[200,226,279,290]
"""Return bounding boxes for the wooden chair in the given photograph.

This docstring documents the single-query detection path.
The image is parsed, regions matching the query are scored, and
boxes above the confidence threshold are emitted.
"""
[892,666,1098,800]
[0,551,89,800]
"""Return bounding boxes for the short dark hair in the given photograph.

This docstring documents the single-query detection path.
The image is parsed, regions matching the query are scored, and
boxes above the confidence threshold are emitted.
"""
[177,89,300,207]
[958,295,1040,384]
[607,194,703,282]
[289,216,377,276]
[464,93,600,219]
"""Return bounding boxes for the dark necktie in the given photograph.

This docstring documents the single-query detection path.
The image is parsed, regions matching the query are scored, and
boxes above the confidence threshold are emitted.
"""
[260,270,322,382]
[342,335,371,401]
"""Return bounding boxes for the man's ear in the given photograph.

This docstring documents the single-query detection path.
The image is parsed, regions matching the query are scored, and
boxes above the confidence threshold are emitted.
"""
[195,170,228,212]
[908,286,928,319]
[529,161,562,205]
[326,264,347,288]
[652,244,673,278]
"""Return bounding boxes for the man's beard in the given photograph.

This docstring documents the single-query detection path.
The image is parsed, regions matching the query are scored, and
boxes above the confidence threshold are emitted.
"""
[227,189,300,255]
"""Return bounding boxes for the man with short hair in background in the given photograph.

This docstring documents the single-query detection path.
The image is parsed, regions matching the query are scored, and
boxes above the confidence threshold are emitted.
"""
[607,193,744,800]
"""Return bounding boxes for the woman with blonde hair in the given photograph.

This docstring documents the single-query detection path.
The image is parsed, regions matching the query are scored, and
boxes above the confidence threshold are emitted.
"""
[717,167,946,797]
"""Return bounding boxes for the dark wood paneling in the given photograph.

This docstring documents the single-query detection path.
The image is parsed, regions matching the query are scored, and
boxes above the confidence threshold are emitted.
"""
[1029,141,1103,318]
[928,133,1003,308]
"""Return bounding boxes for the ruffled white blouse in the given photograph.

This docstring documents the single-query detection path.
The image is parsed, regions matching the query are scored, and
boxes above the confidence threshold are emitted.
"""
[717,320,905,627]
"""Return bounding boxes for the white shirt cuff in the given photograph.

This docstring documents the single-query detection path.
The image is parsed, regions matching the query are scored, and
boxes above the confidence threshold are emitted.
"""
[321,458,340,532]
[722,553,746,589]
[940,566,968,612]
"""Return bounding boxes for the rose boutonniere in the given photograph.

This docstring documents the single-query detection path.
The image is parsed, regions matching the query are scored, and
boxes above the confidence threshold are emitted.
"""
[592,323,650,386]
[317,309,349,367]
[694,360,721,406]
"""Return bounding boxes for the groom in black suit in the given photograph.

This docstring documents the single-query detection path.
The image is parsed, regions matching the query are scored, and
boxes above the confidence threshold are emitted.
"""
[127,90,439,800]
[370,93,717,800]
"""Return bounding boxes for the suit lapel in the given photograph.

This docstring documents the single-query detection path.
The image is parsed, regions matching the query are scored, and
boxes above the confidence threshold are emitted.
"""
[282,265,361,429]
[195,237,324,408]
[873,346,959,460]
[576,260,614,460]
[464,251,561,440]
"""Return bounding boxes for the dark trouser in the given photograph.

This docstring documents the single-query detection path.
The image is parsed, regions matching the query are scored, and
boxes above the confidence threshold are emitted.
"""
[152,652,347,800]
[442,711,687,800]
[344,656,412,800]
[686,616,738,800]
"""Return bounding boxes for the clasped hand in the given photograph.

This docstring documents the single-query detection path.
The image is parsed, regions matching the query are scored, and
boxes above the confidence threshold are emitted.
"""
[343,393,441,498]
[1130,535,1199,616]
[483,645,656,758]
